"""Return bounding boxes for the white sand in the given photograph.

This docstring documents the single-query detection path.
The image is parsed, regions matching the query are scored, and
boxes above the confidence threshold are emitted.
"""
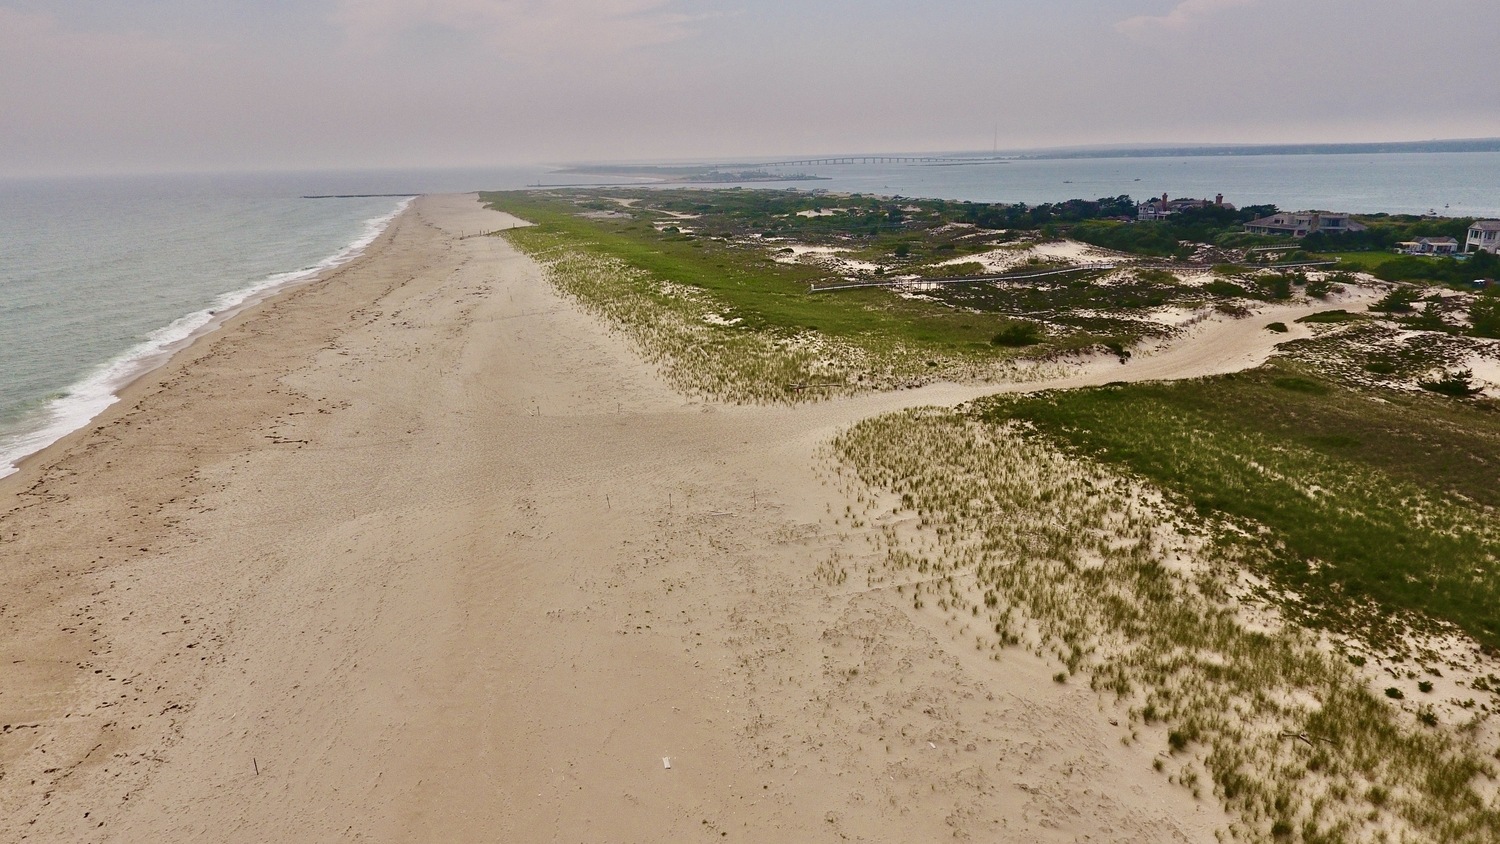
[0,195,1353,842]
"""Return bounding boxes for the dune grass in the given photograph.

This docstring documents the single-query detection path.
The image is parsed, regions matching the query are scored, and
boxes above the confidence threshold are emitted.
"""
[482,190,1032,355]
[833,404,1500,842]
[479,189,1340,400]
[980,364,1500,651]
[481,190,1091,402]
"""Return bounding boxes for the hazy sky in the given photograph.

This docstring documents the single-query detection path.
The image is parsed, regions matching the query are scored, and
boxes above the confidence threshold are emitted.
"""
[3,0,1497,176]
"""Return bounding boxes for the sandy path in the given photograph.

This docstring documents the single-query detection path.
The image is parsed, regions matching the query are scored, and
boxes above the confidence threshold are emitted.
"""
[0,194,1346,842]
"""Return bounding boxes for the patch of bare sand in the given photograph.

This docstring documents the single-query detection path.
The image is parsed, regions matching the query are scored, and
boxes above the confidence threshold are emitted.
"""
[0,194,1349,842]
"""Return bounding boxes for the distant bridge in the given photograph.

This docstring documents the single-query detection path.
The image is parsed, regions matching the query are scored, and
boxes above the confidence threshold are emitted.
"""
[745,156,1003,168]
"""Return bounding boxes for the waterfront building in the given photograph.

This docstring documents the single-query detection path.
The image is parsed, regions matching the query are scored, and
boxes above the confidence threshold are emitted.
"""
[1243,211,1366,238]
[1397,237,1460,255]
[1137,193,1232,221]
[1466,221,1500,254]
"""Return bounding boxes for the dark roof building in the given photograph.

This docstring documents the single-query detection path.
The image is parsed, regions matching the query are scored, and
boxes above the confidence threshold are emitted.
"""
[1243,212,1366,238]
[1137,193,1234,222]
[1398,236,1460,255]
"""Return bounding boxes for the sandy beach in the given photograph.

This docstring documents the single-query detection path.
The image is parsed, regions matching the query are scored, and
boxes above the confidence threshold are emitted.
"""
[1,194,1363,842]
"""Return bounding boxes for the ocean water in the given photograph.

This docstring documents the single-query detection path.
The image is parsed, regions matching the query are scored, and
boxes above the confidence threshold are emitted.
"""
[0,167,551,478]
[2,154,1498,477]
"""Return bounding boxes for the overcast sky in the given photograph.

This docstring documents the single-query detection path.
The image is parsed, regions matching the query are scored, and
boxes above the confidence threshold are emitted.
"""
[3,0,1497,176]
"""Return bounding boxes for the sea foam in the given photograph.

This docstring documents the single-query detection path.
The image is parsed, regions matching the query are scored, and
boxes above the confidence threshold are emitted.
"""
[0,198,412,479]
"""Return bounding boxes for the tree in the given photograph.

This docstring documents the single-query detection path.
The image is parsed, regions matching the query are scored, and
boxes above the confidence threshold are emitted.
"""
[1419,369,1481,398]
[1372,286,1420,313]
[1471,293,1500,339]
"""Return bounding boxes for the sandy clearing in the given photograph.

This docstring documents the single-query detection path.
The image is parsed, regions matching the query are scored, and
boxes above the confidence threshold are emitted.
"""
[931,239,1119,275]
[0,194,1359,842]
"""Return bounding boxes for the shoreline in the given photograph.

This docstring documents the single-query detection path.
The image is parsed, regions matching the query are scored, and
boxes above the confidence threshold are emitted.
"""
[0,193,1309,841]
[0,198,411,484]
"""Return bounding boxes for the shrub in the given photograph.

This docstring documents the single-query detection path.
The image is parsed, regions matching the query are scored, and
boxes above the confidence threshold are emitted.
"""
[1259,273,1294,300]
[1372,286,1420,313]
[1471,294,1500,339]
[930,261,985,278]
[991,321,1043,347]
[1297,309,1360,324]
[1266,322,1289,333]
[1272,376,1328,394]
[1419,369,1481,398]
[1205,280,1248,298]
[1168,729,1192,752]
[1134,268,1179,284]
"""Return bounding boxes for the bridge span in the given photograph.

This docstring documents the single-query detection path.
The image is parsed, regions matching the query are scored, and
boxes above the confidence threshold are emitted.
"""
[746,156,1003,167]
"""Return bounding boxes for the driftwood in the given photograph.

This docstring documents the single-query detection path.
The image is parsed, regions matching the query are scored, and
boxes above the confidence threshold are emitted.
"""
[1279,731,1336,747]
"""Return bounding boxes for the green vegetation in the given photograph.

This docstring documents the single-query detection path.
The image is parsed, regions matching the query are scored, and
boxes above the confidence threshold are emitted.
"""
[1301,216,1474,254]
[1296,217,1500,286]
[1294,309,1361,324]
[1472,292,1500,339]
[1068,202,1278,259]
[1319,251,1405,273]
[958,195,1137,228]
[1420,369,1483,398]
[990,321,1043,347]
[1372,285,1420,312]
[1362,250,1500,285]
[484,191,993,348]
[479,184,1500,839]
[480,189,1055,400]
[1306,248,1500,287]
[1071,210,1500,289]
[978,364,1500,648]
[835,400,1500,843]
[1279,317,1495,394]
[1071,204,1279,259]
[479,188,1372,399]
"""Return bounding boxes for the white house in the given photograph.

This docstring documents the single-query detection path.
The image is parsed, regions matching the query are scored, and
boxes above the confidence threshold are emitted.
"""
[1466,221,1500,254]
[1397,236,1460,255]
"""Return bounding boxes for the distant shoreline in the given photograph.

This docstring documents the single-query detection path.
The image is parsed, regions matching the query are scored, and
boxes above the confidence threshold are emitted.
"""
[1007,138,1500,161]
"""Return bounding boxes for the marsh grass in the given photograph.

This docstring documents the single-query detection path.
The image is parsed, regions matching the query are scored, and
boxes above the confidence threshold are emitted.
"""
[833,407,1500,842]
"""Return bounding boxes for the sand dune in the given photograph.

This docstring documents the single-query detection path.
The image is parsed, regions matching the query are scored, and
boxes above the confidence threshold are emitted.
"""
[0,194,1344,842]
